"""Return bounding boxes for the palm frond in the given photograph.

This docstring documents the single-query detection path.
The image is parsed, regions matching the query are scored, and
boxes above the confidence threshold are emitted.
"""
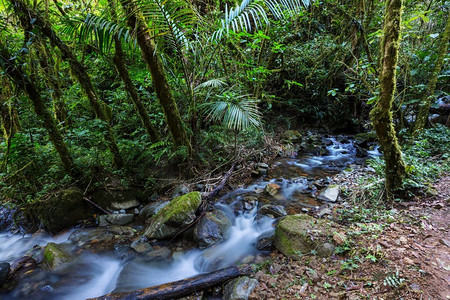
[61,13,132,54]
[194,78,228,91]
[202,94,262,131]
[211,0,313,42]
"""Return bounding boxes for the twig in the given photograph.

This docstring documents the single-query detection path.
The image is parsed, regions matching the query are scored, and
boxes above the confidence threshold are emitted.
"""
[83,197,110,215]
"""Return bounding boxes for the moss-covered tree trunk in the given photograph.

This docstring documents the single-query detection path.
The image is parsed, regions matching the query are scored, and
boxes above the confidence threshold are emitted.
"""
[10,0,124,168]
[0,43,77,177]
[369,0,406,194]
[36,42,69,126]
[413,14,450,134]
[107,1,159,143]
[119,0,191,151]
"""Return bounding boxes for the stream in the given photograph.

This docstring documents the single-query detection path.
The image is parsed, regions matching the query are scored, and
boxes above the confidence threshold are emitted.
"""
[0,136,380,299]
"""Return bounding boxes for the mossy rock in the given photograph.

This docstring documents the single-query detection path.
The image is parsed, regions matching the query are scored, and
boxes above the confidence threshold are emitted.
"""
[281,130,302,143]
[36,188,91,233]
[354,132,377,147]
[43,242,70,270]
[274,214,335,259]
[144,192,202,239]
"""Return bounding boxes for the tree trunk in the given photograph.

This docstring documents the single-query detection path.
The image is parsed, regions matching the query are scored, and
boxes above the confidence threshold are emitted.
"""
[36,42,69,126]
[413,14,450,134]
[0,43,77,177]
[88,265,251,300]
[369,0,406,194]
[10,0,124,168]
[108,1,159,143]
[119,0,191,151]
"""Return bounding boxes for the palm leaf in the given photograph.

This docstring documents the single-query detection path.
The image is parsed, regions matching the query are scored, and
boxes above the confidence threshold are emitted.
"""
[194,78,228,91]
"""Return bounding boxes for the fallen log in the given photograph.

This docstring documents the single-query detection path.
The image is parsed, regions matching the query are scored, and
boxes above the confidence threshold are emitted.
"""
[88,265,251,300]
[204,163,236,202]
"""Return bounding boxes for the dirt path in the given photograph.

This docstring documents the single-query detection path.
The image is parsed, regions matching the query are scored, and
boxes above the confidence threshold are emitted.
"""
[249,177,450,299]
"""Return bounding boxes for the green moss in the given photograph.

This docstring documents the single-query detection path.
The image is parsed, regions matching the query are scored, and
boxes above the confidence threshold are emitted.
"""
[144,191,202,239]
[43,242,70,270]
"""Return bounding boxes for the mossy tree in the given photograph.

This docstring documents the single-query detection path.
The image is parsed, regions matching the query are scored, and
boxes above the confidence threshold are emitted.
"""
[369,0,406,194]
[413,14,450,134]
[9,0,124,168]
[0,42,78,177]
[119,0,191,152]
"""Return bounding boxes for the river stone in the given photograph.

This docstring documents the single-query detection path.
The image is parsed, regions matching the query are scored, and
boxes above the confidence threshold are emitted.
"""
[194,209,232,249]
[317,185,340,202]
[223,277,258,300]
[105,214,134,226]
[265,183,281,197]
[0,262,10,286]
[280,130,302,143]
[354,132,377,148]
[69,228,111,245]
[35,187,90,233]
[139,201,169,220]
[131,237,153,253]
[111,199,140,210]
[258,205,287,218]
[274,214,334,259]
[256,231,274,250]
[145,247,172,262]
[0,205,15,231]
[144,192,202,239]
[43,243,70,270]
[171,184,190,198]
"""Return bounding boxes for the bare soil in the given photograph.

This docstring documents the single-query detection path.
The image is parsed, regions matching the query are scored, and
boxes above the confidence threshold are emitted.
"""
[249,176,450,300]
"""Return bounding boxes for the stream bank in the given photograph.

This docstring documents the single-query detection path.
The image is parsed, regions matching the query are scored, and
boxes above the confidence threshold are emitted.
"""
[0,132,409,299]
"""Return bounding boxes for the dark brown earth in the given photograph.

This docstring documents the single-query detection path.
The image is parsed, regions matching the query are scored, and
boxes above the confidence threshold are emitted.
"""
[248,176,450,300]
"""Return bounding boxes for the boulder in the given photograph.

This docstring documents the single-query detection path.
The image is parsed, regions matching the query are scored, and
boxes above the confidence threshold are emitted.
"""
[317,185,340,202]
[35,188,90,233]
[258,205,287,218]
[69,228,112,245]
[0,262,10,286]
[0,205,15,231]
[194,209,232,248]
[171,184,190,198]
[145,247,172,262]
[264,183,281,197]
[256,231,274,250]
[223,277,258,300]
[131,237,153,253]
[144,192,202,239]
[274,214,335,259]
[354,132,377,148]
[139,201,169,220]
[111,199,140,210]
[280,130,302,143]
[43,243,70,270]
[104,214,134,226]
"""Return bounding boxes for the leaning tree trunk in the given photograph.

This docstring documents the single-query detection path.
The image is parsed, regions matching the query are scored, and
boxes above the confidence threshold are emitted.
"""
[119,0,191,151]
[369,0,406,194]
[0,43,77,177]
[413,14,450,134]
[108,1,159,143]
[10,0,124,168]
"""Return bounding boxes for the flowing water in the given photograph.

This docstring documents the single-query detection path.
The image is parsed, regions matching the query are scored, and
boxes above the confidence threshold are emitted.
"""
[0,136,365,299]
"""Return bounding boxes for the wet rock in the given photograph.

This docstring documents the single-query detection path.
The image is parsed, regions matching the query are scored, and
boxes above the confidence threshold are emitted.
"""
[255,162,269,175]
[317,185,340,202]
[264,183,281,197]
[35,187,90,233]
[317,242,335,257]
[144,192,202,239]
[0,262,10,286]
[274,214,335,259]
[354,132,377,148]
[258,205,287,218]
[281,130,302,144]
[111,199,140,210]
[109,225,135,236]
[105,214,134,226]
[139,201,169,220]
[223,276,258,300]
[194,209,232,249]
[131,237,153,253]
[171,184,190,198]
[145,247,172,262]
[69,228,111,245]
[43,243,70,270]
[256,231,274,250]
[0,205,15,231]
